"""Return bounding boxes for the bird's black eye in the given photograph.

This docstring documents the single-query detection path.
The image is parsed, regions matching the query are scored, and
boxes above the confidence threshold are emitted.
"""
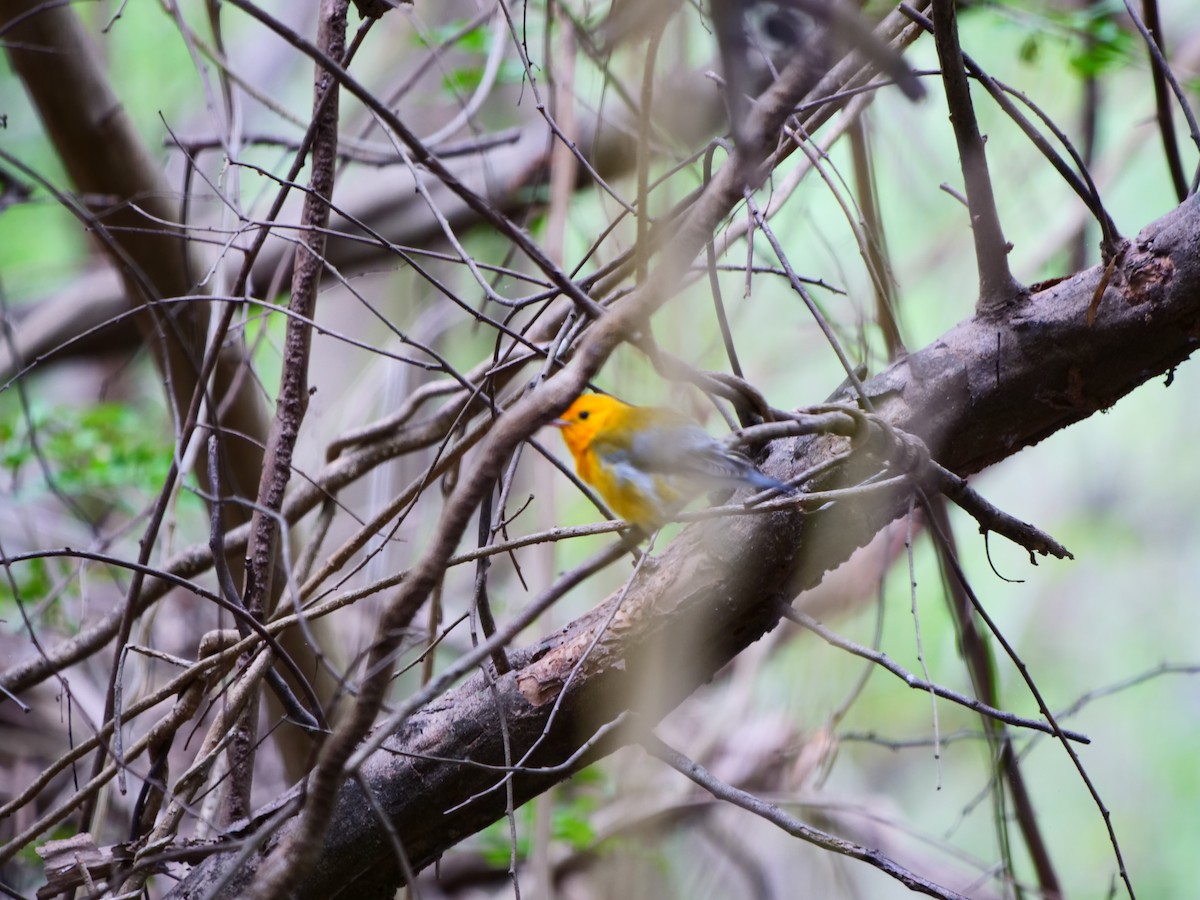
[578,410,590,420]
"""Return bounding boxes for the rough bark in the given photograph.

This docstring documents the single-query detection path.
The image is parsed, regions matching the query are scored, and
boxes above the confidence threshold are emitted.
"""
[169,194,1200,899]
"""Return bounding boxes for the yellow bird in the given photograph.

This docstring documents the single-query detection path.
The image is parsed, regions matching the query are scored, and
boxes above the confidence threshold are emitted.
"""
[553,394,793,530]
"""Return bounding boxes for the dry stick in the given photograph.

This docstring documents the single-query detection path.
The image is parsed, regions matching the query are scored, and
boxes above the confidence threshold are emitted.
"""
[929,0,1024,317]
[743,195,871,403]
[294,498,337,588]
[925,462,1070,561]
[224,0,605,322]
[922,455,1066,897]
[207,437,323,733]
[642,734,969,900]
[325,380,462,459]
[928,514,1136,900]
[923,498,1033,898]
[971,74,1118,252]
[1072,3,1102,270]
[352,771,423,900]
[473,483,511,677]
[899,5,1120,254]
[778,119,893,357]
[903,499,944,794]
[1137,0,1188,199]
[534,21,634,219]
[1132,1,1190,199]
[296,409,491,603]
[703,141,746,385]
[848,118,904,358]
[227,0,350,821]
[780,609,1086,744]
[635,27,663,288]
[175,128,524,165]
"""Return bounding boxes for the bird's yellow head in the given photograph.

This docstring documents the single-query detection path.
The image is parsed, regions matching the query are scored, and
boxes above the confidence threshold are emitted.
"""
[552,394,625,459]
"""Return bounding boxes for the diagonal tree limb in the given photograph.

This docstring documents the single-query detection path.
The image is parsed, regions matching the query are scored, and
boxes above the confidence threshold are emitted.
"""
[235,20,910,889]
[169,190,1200,899]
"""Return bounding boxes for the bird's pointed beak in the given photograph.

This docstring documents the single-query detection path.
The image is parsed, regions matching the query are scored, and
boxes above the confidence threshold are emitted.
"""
[550,417,569,428]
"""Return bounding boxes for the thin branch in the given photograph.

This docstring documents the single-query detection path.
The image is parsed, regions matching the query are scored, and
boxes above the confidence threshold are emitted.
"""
[928,0,1024,315]
[641,734,970,900]
[900,6,1121,255]
[1122,0,1200,195]
[781,608,1088,743]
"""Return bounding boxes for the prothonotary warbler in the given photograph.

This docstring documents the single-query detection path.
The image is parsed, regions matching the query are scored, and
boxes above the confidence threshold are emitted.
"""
[553,394,794,531]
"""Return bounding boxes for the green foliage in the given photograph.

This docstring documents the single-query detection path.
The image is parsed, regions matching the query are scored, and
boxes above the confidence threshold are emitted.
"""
[442,58,528,95]
[0,553,50,618]
[477,767,604,867]
[1,400,172,513]
[417,19,489,51]
[1065,4,1136,78]
[997,0,1135,78]
[415,17,529,97]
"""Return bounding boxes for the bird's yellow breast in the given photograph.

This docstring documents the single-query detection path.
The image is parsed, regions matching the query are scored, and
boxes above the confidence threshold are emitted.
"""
[578,447,682,529]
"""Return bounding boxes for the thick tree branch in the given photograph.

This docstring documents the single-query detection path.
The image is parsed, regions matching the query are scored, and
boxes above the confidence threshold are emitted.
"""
[170,193,1200,899]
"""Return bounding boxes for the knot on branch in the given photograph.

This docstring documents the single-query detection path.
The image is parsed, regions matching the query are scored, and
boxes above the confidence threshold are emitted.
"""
[1125,243,1174,306]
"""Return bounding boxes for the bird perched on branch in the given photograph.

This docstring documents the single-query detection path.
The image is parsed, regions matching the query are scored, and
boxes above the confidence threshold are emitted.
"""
[553,394,794,531]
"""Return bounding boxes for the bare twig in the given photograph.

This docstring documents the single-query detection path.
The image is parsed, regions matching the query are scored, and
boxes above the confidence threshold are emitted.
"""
[782,607,1088,743]
[642,733,970,900]
[928,0,1024,315]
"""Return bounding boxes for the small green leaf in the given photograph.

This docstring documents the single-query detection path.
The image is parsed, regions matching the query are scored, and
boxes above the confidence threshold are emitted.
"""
[1018,34,1039,64]
[418,20,488,53]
